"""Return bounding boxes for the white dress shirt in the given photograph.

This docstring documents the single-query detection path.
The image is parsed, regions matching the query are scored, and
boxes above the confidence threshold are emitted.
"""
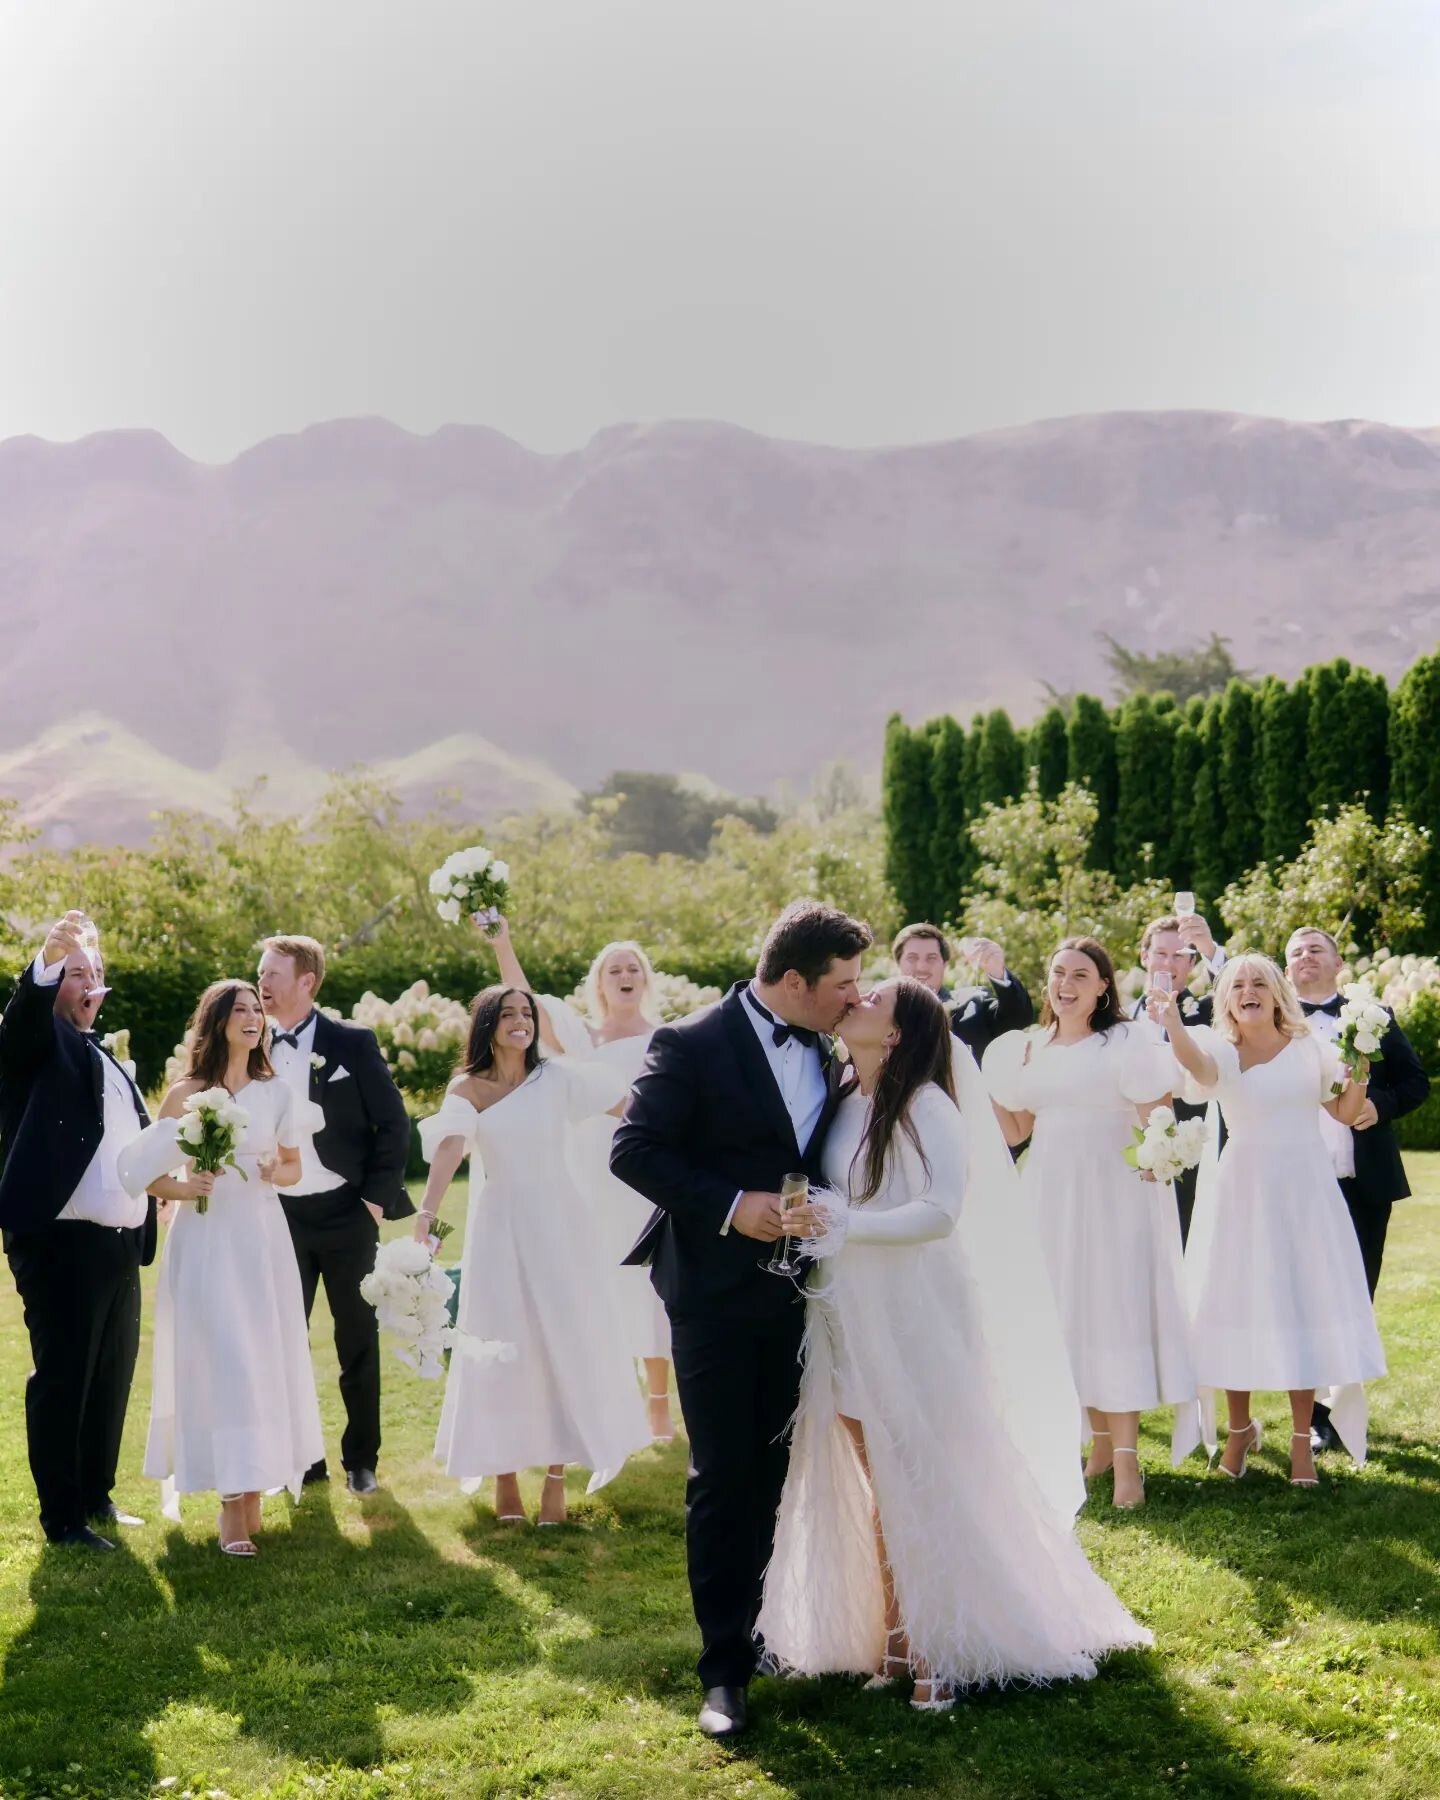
[1304,996,1357,1181]
[720,985,828,1235]
[267,1012,346,1195]
[32,953,146,1228]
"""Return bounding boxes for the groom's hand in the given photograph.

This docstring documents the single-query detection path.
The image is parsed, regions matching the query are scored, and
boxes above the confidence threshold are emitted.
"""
[731,1191,788,1241]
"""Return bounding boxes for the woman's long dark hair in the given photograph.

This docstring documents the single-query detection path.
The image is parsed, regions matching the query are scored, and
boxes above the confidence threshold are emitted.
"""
[851,979,957,1204]
[460,985,543,1078]
[184,980,274,1089]
[1038,936,1127,1036]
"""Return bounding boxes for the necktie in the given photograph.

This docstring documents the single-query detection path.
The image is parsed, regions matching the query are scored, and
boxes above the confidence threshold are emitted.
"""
[1301,997,1343,1018]
[746,990,819,1050]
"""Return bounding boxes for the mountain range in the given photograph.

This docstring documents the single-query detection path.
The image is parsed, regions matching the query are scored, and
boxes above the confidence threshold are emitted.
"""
[2,409,1439,845]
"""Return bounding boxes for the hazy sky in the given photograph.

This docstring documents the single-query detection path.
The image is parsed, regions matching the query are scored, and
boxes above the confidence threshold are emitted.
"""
[2,0,1437,462]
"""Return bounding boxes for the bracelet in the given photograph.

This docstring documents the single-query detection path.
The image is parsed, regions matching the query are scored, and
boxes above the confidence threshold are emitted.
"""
[418,1209,437,1222]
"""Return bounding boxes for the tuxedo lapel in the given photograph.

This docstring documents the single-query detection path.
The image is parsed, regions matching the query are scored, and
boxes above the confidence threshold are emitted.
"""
[308,1014,332,1103]
[721,986,800,1157]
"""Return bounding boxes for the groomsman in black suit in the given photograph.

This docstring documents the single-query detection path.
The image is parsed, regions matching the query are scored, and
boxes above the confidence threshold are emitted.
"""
[257,934,413,1496]
[891,924,1033,1059]
[0,913,162,1547]
[1129,911,1228,1246]
[1283,927,1430,1449]
[611,902,871,1740]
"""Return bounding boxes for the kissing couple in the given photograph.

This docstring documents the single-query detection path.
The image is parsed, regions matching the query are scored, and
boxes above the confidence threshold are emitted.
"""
[612,900,1152,1737]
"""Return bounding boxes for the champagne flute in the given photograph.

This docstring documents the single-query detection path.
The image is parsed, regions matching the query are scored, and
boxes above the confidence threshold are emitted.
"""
[78,916,110,1001]
[1173,891,1195,920]
[763,1173,809,1277]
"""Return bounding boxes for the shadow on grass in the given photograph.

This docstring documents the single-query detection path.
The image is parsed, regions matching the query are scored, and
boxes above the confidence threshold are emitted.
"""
[0,1485,531,1796]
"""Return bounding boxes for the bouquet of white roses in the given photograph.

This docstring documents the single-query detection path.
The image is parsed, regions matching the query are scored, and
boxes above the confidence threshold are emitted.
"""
[1124,1105,1207,1186]
[428,844,511,934]
[359,1233,517,1380]
[176,1087,249,1213]
[1330,982,1389,1094]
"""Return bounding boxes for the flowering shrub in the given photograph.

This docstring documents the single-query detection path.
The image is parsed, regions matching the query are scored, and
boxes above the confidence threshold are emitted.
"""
[350,981,471,1095]
[1349,951,1440,1013]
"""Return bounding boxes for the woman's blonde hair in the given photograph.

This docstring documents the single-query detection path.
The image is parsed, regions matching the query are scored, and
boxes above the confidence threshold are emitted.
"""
[584,940,660,1024]
[1211,954,1310,1043]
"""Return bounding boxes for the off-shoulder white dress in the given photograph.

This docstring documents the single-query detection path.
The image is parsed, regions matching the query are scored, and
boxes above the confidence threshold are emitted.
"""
[136,1078,326,1505]
[985,1023,1196,1422]
[420,1058,651,1492]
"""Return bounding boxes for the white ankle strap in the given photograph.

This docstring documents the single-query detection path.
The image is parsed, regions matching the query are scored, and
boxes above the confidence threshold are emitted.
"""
[1291,1431,1313,1440]
[545,1470,566,1481]
[1228,1422,1257,1434]
[1091,1429,1111,1438]
[1111,1446,1139,1456]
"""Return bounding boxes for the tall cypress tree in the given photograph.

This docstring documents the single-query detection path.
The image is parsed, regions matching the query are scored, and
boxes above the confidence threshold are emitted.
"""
[928,715,967,924]
[1390,653,1440,943]
[1341,666,1390,822]
[1029,705,1069,801]
[1190,697,1227,902]
[976,709,1025,808]
[1170,717,1203,889]
[1218,679,1261,884]
[1113,692,1178,883]
[882,715,938,923]
[1256,675,1311,863]
[956,713,986,889]
[1067,694,1117,869]
[1304,657,1354,822]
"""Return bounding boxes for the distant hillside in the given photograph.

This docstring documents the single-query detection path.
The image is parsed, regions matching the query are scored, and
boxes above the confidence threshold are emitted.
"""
[2,408,1439,841]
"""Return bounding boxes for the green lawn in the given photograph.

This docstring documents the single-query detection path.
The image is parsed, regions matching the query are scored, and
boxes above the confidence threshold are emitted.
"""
[2,1169,1439,1800]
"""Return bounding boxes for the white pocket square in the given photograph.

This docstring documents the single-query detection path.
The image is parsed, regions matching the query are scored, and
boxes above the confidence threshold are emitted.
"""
[327,1065,352,1083]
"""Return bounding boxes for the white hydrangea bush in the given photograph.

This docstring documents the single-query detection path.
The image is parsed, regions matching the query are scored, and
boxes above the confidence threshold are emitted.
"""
[350,980,471,1094]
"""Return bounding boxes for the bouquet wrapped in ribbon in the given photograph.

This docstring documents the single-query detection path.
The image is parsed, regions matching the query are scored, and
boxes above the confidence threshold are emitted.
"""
[428,845,511,934]
[1330,982,1389,1095]
[1125,1105,1207,1186]
[175,1087,249,1213]
[360,1229,517,1380]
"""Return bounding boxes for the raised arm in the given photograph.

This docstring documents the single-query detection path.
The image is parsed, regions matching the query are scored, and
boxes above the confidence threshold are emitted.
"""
[486,916,565,1054]
[1148,989,1219,1087]
[0,914,89,1077]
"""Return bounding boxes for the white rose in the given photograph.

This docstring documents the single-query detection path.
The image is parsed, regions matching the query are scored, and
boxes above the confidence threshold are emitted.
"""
[1147,1105,1176,1132]
[427,869,451,896]
[436,898,462,924]
[1135,1140,1157,1172]
[177,1114,206,1147]
[1355,1031,1381,1056]
[489,859,510,884]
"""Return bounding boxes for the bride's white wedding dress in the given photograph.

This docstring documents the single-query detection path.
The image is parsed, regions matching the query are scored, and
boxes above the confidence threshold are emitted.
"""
[756,1077,1152,1689]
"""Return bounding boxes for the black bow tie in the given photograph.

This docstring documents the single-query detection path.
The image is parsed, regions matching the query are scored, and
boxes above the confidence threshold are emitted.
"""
[272,1015,314,1050]
[747,990,821,1052]
[1301,997,1343,1018]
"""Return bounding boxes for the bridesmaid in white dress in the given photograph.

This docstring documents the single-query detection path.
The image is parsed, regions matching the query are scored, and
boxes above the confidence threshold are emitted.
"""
[492,918,677,1442]
[125,981,325,1557]
[414,983,650,1525]
[985,938,1195,1509]
[759,980,1151,1708]
[1153,955,1385,1486]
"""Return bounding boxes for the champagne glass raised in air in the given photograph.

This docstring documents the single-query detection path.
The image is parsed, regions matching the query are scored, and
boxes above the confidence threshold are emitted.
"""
[764,1173,809,1277]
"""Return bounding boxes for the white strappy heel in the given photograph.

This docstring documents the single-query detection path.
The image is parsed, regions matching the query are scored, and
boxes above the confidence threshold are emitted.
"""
[1219,1419,1263,1480]
[538,1469,568,1526]
[1290,1431,1320,1488]
[864,1626,910,1691]
[1111,1445,1145,1509]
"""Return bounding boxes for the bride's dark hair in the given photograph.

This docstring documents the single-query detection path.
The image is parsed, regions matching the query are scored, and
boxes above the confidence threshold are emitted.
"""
[850,979,957,1204]
[459,985,543,1078]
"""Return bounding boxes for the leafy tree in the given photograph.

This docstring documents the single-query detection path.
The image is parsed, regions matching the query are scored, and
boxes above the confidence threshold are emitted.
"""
[1113,692,1178,884]
[1302,658,1353,823]
[1256,675,1311,864]
[1169,716,1204,889]
[928,716,968,925]
[1028,706,1070,801]
[581,770,777,859]
[1066,694,1117,870]
[960,776,1170,991]
[1218,679,1261,881]
[1101,631,1248,704]
[1220,804,1428,959]
[1342,665,1390,823]
[1189,698,1227,904]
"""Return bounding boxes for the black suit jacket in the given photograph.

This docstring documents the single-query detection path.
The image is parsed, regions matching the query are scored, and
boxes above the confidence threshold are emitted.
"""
[0,961,157,1263]
[1326,1007,1429,1208]
[304,1014,414,1219]
[610,983,842,1322]
[945,974,1034,1061]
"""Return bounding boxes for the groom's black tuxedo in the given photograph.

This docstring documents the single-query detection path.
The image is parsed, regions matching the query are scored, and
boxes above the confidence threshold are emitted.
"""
[612,982,842,1689]
[942,973,1034,1062]
[0,960,155,1538]
[305,1013,414,1220]
[1130,992,1214,1246]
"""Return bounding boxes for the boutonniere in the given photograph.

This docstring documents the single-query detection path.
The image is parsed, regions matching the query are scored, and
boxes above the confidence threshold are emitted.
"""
[310,1054,326,1071]
[1180,995,1200,1019]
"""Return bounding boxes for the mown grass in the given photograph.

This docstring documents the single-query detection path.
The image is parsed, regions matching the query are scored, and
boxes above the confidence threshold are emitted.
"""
[1,1168,1438,1799]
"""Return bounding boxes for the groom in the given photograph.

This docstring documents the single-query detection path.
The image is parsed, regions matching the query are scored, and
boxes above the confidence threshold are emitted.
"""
[612,901,871,1739]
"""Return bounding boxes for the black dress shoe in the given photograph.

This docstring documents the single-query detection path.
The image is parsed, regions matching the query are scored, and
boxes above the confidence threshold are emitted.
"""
[1310,1420,1340,1453]
[90,1503,144,1528]
[48,1526,116,1552]
[698,1686,748,1739]
[345,1467,379,1496]
[301,1460,330,1486]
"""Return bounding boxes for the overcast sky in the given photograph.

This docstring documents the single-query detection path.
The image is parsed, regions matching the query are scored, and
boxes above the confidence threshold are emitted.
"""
[1,0,1436,462]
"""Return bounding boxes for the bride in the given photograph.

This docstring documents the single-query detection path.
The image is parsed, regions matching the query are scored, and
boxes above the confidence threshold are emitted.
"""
[758,978,1151,1708]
